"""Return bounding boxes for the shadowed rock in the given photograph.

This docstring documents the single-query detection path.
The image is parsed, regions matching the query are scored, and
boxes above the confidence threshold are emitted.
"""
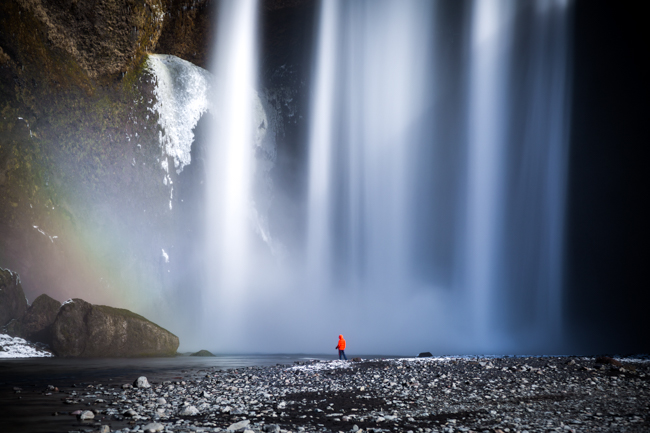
[6,294,60,344]
[190,349,215,357]
[0,268,27,326]
[52,298,179,357]
[595,356,622,367]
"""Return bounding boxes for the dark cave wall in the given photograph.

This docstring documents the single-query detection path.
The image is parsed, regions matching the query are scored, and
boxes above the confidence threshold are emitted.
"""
[565,0,649,353]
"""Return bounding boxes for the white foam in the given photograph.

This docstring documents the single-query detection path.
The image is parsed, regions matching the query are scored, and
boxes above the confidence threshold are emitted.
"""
[146,54,212,173]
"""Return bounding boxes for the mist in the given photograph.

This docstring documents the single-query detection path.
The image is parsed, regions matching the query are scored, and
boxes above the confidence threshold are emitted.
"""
[183,0,574,356]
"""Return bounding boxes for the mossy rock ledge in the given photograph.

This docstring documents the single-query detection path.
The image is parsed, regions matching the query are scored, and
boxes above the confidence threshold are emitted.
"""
[52,298,179,357]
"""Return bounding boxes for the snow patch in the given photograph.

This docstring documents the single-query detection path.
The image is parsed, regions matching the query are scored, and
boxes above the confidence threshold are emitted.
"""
[289,360,353,373]
[0,334,53,358]
[61,299,74,308]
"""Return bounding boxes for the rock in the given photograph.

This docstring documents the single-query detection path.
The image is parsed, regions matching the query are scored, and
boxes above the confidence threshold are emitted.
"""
[99,426,110,433]
[190,349,215,356]
[6,294,60,344]
[143,422,164,432]
[0,268,27,326]
[227,419,251,431]
[418,352,433,358]
[78,410,94,420]
[0,0,164,79]
[595,356,622,367]
[263,425,280,433]
[123,409,137,417]
[156,397,166,404]
[134,376,151,388]
[178,405,199,416]
[51,298,179,357]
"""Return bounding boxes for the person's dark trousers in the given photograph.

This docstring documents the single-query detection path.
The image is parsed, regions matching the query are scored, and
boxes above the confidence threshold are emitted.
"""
[339,350,347,360]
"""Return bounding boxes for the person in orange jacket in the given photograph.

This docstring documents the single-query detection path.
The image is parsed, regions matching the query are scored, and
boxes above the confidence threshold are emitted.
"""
[335,334,347,360]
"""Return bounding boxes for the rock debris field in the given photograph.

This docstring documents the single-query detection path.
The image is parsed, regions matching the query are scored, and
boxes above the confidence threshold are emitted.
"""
[12,356,650,433]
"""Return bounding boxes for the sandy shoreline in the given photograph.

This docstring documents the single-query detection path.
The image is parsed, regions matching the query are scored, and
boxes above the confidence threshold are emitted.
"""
[1,355,648,433]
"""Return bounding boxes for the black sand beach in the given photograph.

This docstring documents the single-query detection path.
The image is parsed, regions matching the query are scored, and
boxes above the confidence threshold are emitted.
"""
[1,355,649,433]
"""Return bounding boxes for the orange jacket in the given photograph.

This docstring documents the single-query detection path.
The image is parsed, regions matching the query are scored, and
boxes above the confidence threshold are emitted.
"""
[336,335,346,350]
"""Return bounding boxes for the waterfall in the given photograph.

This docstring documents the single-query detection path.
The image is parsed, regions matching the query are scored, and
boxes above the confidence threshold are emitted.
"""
[302,0,572,353]
[200,0,572,354]
[204,0,262,349]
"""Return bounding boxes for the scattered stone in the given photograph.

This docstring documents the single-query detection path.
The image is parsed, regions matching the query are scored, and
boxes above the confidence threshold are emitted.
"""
[142,421,164,432]
[134,376,151,388]
[8,355,650,433]
[228,419,251,431]
[78,410,94,420]
[178,405,199,416]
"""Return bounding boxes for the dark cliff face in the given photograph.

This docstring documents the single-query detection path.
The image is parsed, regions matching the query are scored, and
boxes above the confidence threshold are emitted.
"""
[0,268,28,326]
[0,0,194,329]
[0,0,315,339]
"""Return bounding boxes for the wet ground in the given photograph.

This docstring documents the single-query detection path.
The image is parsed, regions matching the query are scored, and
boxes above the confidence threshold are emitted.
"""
[0,355,335,433]
[1,355,649,433]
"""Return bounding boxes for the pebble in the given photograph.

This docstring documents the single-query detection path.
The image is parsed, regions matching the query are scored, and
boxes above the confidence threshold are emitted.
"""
[77,410,94,420]
[142,421,165,432]
[134,376,151,388]
[19,356,650,433]
[228,419,251,431]
[178,405,199,416]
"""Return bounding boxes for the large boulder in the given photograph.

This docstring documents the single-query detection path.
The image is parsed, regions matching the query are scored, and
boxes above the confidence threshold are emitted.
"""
[6,294,60,344]
[52,298,179,357]
[0,268,28,326]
